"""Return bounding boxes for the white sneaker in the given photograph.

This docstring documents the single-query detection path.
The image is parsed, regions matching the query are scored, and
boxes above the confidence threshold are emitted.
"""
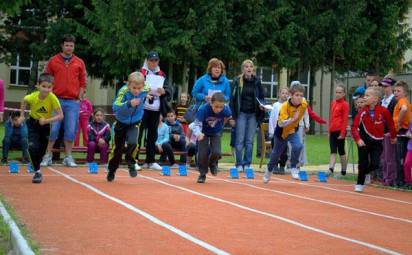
[63,155,77,167]
[134,163,142,171]
[170,163,179,168]
[291,168,300,180]
[149,163,162,171]
[354,184,364,192]
[263,169,272,183]
[365,174,371,184]
[237,165,243,173]
[141,163,149,169]
[40,154,52,167]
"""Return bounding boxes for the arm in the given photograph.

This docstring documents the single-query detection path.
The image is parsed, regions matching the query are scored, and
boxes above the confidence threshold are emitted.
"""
[192,76,206,102]
[350,111,362,143]
[339,103,350,138]
[78,60,87,100]
[224,79,231,102]
[268,103,279,137]
[112,86,131,113]
[397,104,408,129]
[41,107,63,125]
[307,105,327,125]
[103,125,111,143]
[303,109,310,130]
[88,124,96,142]
[156,125,170,145]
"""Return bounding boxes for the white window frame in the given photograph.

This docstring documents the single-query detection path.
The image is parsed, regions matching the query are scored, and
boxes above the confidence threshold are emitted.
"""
[10,54,33,87]
[257,67,278,100]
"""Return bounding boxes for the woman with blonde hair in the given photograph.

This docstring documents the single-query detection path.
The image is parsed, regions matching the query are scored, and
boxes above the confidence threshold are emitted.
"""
[230,59,265,172]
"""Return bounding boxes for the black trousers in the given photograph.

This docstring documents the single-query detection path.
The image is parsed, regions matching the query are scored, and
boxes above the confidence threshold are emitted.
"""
[357,141,383,185]
[27,118,50,171]
[198,134,221,177]
[108,121,140,173]
[138,110,160,164]
[156,142,175,165]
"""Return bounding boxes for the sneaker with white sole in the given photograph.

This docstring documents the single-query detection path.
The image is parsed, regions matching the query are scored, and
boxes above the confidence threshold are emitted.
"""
[141,163,149,169]
[134,163,142,171]
[63,155,77,167]
[149,163,162,171]
[354,184,364,192]
[365,174,371,184]
[291,168,300,180]
[40,154,52,167]
[263,169,272,183]
[236,165,243,173]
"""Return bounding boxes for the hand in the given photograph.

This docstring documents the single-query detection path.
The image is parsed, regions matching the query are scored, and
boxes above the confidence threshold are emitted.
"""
[177,117,184,122]
[17,116,25,126]
[39,118,48,125]
[130,98,141,107]
[305,127,309,133]
[390,138,397,144]
[259,105,265,111]
[98,138,106,146]
[157,87,165,95]
[197,133,205,141]
[157,144,163,153]
[337,135,345,140]
[229,119,236,127]
[291,110,300,122]
[173,134,180,141]
[146,94,153,101]
[357,139,366,147]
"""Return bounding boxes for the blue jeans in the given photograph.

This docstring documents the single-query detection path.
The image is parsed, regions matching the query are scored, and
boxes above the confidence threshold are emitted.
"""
[50,99,80,142]
[235,112,257,167]
[268,132,302,172]
[2,135,29,159]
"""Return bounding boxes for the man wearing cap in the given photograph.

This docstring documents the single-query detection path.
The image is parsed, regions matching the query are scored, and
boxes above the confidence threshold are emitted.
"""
[381,77,397,114]
[137,51,172,171]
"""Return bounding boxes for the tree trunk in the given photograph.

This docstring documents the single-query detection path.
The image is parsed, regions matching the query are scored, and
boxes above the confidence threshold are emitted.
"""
[319,66,324,134]
[182,60,189,94]
[28,59,39,94]
[168,62,173,86]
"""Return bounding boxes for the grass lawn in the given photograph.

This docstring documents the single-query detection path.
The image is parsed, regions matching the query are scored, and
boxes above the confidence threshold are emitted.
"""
[0,212,10,255]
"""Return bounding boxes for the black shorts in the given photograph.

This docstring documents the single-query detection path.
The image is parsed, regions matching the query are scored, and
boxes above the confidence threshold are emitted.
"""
[329,131,346,155]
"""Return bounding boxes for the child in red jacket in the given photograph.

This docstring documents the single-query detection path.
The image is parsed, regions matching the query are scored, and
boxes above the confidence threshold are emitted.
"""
[328,85,349,176]
[351,87,396,192]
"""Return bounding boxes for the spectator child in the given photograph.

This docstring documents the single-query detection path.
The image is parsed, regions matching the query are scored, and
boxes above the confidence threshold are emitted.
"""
[351,87,396,192]
[19,73,63,183]
[176,92,190,134]
[264,84,308,183]
[165,110,187,163]
[186,122,199,168]
[192,92,234,183]
[75,95,93,146]
[328,85,350,176]
[403,122,412,185]
[155,115,178,167]
[107,72,148,182]
[1,111,29,164]
[87,108,111,164]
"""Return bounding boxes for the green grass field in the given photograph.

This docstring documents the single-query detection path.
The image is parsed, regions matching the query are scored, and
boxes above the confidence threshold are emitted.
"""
[0,123,357,166]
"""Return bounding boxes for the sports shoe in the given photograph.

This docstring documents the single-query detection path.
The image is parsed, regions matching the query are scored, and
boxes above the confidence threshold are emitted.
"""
[1,158,7,164]
[170,163,180,169]
[63,155,77,167]
[341,170,347,176]
[291,168,300,180]
[40,154,52,167]
[210,165,218,176]
[354,184,364,192]
[32,172,43,184]
[141,163,149,169]
[237,165,244,173]
[365,174,371,184]
[197,175,206,183]
[149,163,162,171]
[128,165,137,178]
[134,163,142,171]
[107,171,115,182]
[263,169,271,183]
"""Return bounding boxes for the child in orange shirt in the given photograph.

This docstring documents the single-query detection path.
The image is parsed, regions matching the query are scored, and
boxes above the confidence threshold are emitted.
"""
[393,81,410,186]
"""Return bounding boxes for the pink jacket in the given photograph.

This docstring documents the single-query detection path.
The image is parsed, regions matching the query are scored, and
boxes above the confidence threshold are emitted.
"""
[79,99,93,119]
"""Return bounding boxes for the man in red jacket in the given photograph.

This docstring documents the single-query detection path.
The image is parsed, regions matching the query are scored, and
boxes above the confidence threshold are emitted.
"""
[351,87,396,192]
[40,34,87,167]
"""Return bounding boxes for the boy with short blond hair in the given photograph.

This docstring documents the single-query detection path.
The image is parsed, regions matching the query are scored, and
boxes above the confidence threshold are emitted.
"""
[20,73,63,183]
[264,84,308,183]
[107,72,148,182]
[351,87,396,192]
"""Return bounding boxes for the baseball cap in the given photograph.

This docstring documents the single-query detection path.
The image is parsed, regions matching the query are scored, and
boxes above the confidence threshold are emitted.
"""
[147,51,159,60]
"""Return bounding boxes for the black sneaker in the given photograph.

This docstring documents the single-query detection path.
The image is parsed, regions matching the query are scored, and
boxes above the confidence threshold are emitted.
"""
[107,171,115,182]
[1,158,7,164]
[32,172,43,184]
[128,165,137,178]
[210,166,218,176]
[341,170,347,176]
[197,175,206,183]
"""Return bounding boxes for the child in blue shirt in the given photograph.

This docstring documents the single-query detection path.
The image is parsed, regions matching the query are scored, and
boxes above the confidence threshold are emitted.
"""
[155,115,178,167]
[192,92,235,183]
[1,111,29,164]
[107,72,148,182]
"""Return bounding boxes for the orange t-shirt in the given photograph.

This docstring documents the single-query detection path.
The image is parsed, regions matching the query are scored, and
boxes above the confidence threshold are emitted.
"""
[393,97,410,131]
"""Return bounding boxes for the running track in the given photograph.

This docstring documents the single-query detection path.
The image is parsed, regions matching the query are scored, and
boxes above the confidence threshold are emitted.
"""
[0,165,411,255]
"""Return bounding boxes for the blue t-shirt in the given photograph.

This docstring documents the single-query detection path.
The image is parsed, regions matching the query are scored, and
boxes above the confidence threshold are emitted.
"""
[195,103,232,135]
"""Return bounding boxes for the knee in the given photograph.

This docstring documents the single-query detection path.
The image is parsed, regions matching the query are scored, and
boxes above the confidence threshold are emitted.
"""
[2,138,11,145]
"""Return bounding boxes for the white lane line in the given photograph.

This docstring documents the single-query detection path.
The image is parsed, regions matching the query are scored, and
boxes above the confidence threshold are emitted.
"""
[47,167,230,255]
[193,172,412,224]
[258,173,412,205]
[136,172,402,255]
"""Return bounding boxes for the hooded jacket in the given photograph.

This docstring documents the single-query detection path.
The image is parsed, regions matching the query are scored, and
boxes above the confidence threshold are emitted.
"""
[112,84,148,125]
[191,74,231,103]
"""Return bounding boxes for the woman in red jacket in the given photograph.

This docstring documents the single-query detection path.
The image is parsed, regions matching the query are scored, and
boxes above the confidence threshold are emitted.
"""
[328,84,349,176]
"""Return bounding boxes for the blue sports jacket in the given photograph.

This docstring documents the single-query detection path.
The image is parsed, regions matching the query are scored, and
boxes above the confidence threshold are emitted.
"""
[112,84,149,124]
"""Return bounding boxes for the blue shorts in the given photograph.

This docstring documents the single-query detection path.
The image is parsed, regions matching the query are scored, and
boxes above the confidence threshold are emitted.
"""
[50,99,80,142]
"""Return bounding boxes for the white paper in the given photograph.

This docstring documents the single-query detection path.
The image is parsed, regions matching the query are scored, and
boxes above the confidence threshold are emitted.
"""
[208,89,221,97]
[256,97,273,111]
[145,74,165,91]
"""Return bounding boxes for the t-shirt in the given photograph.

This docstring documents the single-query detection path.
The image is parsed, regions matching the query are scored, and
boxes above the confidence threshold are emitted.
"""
[24,91,61,120]
[393,97,410,131]
[195,103,232,135]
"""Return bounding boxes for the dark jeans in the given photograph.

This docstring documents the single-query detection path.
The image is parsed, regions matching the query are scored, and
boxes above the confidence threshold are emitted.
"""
[108,121,140,173]
[396,136,408,186]
[357,141,383,185]
[156,142,175,165]
[198,134,221,177]
[138,110,160,163]
[2,135,28,159]
[27,118,50,171]
[170,139,186,163]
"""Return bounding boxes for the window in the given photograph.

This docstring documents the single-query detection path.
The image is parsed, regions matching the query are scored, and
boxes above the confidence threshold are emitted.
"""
[10,54,33,86]
[256,67,278,100]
